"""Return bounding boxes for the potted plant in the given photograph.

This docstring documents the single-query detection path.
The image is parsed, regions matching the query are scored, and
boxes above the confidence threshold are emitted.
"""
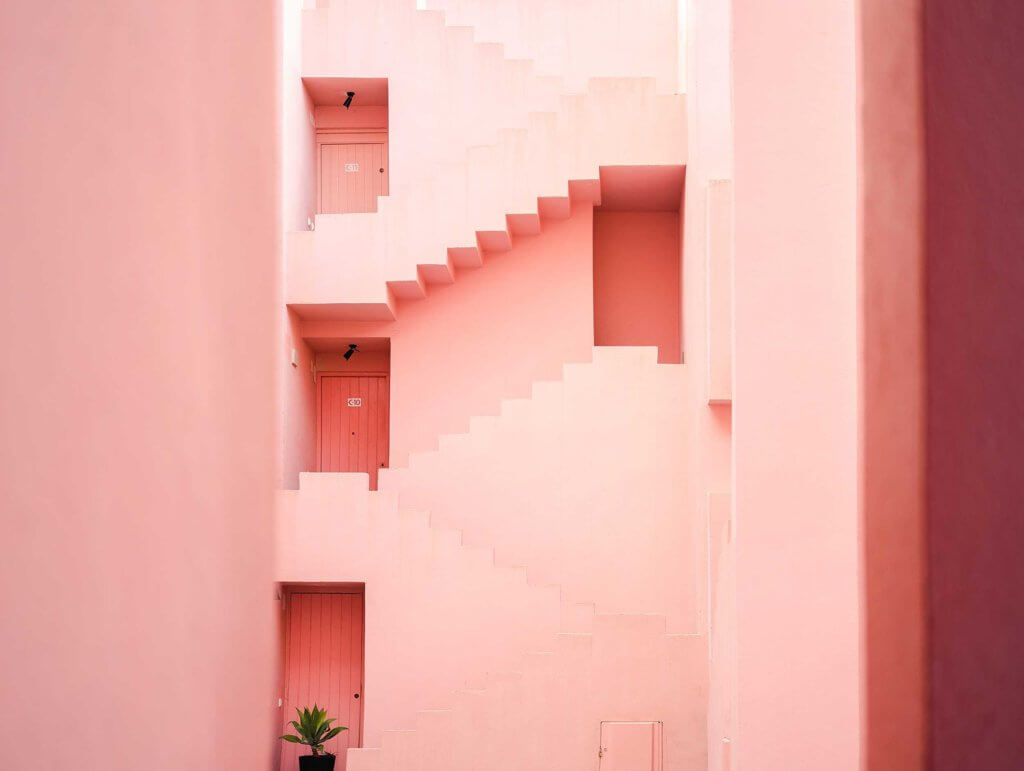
[280,704,348,770]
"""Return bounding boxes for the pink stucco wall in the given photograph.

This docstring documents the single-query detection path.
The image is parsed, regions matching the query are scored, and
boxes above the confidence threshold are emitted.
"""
[593,211,682,363]
[681,1,735,765]
[732,0,860,767]
[924,2,1024,766]
[281,309,318,490]
[278,0,319,490]
[0,2,277,768]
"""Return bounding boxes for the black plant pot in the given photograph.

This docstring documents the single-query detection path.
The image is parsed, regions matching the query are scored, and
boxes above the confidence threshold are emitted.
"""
[299,755,336,771]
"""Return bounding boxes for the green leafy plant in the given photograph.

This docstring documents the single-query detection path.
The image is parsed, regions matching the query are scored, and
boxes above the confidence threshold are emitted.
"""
[280,704,348,756]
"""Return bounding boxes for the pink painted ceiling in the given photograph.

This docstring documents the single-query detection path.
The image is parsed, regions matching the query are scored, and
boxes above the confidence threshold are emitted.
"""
[303,77,389,107]
[597,165,685,211]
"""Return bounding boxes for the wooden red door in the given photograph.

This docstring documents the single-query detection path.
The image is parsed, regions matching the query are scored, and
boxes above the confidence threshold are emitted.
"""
[317,375,389,489]
[280,592,364,771]
[319,143,386,213]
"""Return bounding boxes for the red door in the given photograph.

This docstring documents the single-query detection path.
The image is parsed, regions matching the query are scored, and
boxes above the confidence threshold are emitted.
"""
[317,375,389,489]
[280,592,364,771]
[319,142,386,213]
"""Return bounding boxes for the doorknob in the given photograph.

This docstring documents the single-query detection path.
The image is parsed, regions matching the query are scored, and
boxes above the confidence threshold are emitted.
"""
[353,693,360,699]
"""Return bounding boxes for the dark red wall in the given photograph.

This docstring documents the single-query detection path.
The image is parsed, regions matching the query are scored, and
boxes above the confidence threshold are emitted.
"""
[593,211,681,363]
[924,3,1024,767]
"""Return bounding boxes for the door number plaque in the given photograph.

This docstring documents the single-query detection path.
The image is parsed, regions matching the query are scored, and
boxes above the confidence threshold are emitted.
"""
[347,397,363,407]
[344,163,360,172]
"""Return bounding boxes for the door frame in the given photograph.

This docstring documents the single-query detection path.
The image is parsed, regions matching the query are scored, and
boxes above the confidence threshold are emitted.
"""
[315,371,390,475]
[316,129,389,214]
[278,584,366,755]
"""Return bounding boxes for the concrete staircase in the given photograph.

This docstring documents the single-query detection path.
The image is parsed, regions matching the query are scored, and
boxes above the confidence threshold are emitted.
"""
[282,3,699,768]
[277,348,707,769]
[346,618,704,770]
[289,0,685,318]
[380,347,697,632]
[423,0,680,94]
[286,173,604,321]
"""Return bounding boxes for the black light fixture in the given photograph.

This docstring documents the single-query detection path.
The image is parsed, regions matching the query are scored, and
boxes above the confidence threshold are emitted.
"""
[343,343,359,361]
[343,91,355,109]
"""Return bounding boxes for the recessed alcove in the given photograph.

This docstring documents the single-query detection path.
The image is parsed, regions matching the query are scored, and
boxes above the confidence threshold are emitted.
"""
[593,166,684,363]
[310,337,391,490]
[303,77,389,213]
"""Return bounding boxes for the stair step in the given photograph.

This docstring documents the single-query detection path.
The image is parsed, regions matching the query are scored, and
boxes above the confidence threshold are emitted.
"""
[417,262,455,286]
[505,212,541,236]
[561,600,596,632]
[538,192,572,219]
[475,229,512,253]
[591,345,661,367]
[436,432,470,452]
[346,748,383,771]
[380,730,417,771]
[414,710,454,771]
[446,245,481,269]
[385,277,426,301]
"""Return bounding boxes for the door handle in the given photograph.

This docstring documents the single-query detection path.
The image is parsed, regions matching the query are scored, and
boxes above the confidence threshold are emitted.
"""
[353,693,360,699]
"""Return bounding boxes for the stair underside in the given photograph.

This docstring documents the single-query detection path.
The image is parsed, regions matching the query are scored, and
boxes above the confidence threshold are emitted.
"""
[288,166,683,323]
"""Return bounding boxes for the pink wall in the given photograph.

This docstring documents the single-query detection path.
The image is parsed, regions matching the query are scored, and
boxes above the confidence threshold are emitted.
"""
[732,0,860,767]
[317,349,392,376]
[279,0,318,490]
[282,309,318,490]
[377,346,701,635]
[282,0,317,233]
[423,0,681,93]
[858,0,927,767]
[279,344,708,759]
[593,211,682,363]
[298,203,595,467]
[924,2,1024,766]
[0,2,277,768]
[682,1,735,767]
[315,105,388,130]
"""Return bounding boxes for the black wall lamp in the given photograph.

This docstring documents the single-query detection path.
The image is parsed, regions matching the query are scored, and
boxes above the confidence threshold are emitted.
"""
[343,91,355,109]
[343,343,359,361]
